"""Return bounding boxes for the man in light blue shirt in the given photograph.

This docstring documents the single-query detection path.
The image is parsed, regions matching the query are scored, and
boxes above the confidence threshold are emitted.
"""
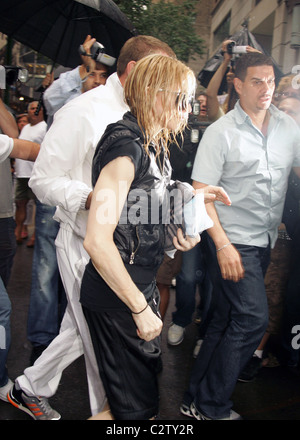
[181,52,300,420]
[44,35,110,128]
[192,100,300,250]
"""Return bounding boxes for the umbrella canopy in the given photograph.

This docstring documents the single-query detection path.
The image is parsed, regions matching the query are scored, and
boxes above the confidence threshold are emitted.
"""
[0,0,137,69]
[198,26,283,94]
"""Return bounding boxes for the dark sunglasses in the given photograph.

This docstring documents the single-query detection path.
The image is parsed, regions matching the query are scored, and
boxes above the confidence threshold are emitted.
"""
[159,89,193,111]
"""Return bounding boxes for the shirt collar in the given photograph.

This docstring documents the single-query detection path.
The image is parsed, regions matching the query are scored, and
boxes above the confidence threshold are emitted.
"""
[234,100,284,126]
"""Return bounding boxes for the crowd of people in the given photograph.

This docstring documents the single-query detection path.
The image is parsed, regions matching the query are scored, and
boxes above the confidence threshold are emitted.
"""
[0,33,299,421]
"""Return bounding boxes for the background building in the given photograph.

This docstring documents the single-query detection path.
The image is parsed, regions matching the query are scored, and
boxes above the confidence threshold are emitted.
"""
[186,0,213,80]
[209,0,300,74]
[1,0,300,112]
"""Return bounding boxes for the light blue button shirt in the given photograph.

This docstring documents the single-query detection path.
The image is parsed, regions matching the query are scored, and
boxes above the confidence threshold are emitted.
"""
[191,101,300,248]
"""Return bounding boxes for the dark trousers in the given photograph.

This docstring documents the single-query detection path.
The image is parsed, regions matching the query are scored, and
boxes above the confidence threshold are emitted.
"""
[184,238,270,419]
[0,217,17,287]
[82,281,161,420]
[281,244,300,366]
[0,217,16,386]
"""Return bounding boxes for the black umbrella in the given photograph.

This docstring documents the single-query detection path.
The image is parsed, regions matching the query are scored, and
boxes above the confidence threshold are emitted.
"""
[198,26,283,94]
[0,0,137,69]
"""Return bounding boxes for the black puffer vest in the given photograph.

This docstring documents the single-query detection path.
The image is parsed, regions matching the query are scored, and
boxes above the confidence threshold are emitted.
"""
[92,112,172,273]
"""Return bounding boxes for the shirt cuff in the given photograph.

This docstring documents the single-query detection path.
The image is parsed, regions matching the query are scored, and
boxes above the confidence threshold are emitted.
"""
[80,187,93,211]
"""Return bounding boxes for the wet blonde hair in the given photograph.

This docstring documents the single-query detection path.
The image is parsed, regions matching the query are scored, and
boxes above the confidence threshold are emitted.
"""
[123,54,196,154]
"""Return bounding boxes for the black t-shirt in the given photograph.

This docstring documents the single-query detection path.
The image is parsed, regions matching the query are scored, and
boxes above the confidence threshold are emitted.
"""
[97,140,144,181]
[80,140,147,312]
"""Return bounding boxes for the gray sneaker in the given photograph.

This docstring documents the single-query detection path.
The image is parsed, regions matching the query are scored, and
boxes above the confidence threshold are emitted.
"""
[7,384,61,420]
[191,402,242,420]
[167,323,185,345]
[0,378,13,402]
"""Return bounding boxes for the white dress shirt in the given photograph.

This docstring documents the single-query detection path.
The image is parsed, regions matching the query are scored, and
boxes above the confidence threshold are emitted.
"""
[29,72,129,239]
[14,121,47,178]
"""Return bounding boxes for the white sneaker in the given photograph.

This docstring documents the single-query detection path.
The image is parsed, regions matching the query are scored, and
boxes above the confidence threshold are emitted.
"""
[167,323,185,345]
[193,339,203,358]
[0,378,13,402]
[191,402,242,420]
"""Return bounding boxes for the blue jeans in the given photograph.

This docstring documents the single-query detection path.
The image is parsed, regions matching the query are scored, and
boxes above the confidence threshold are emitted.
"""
[183,238,270,419]
[172,234,212,336]
[0,277,11,387]
[27,201,66,347]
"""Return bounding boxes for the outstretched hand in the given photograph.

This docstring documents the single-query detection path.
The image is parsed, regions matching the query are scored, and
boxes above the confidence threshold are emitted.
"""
[195,185,231,206]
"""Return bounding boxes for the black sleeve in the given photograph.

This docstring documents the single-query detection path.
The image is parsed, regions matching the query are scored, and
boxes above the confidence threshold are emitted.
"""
[169,115,202,183]
[100,140,144,179]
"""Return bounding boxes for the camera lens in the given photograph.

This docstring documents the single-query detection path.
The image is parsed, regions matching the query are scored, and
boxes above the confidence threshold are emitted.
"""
[226,42,235,55]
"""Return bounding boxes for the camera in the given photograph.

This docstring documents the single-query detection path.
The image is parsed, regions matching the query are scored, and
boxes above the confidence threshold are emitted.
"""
[226,41,247,55]
[191,100,200,115]
[0,65,28,89]
[79,42,116,67]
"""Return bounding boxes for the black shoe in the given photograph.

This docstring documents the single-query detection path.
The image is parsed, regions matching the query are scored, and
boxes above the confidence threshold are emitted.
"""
[30,345,48,365]
[238,356,262,382]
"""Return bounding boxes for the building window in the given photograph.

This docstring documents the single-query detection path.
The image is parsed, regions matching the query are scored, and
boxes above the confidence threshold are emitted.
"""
[213,13,231,51]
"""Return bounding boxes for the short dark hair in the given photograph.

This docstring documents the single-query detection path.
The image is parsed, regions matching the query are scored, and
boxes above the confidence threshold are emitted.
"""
[116,35,176,77]
[234,52,274,81]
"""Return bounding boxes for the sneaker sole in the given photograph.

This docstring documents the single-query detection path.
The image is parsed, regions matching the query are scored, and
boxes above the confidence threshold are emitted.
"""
[7,390,37,420]
[180,405,194,418]
[191,403,209,420]
[237,377,255,383]
[191,402,242,420]
[167,331,185,346]
[167,338,184,346]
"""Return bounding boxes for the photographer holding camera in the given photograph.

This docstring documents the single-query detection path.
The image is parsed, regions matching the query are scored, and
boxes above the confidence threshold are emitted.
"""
[206,39,260,121]
[43,35,112,127]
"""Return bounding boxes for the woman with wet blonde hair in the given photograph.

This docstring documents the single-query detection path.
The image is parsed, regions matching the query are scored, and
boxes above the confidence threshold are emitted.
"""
[80,54,229,420]
[124,54,196,152]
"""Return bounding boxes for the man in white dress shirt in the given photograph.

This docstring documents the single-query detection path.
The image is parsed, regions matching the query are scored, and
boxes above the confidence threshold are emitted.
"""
[14,101,46,245]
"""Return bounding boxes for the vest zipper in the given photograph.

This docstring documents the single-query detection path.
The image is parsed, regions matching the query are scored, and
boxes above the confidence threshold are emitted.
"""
[129,226,140,264]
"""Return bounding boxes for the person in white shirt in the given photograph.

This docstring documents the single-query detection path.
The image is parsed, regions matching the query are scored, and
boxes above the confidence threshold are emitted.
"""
[14,101,46,246]
[8,36,177,421]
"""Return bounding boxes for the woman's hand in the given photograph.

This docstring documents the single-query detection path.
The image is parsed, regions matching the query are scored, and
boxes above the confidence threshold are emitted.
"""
[132,305,163,341]
[173,227,200,252]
